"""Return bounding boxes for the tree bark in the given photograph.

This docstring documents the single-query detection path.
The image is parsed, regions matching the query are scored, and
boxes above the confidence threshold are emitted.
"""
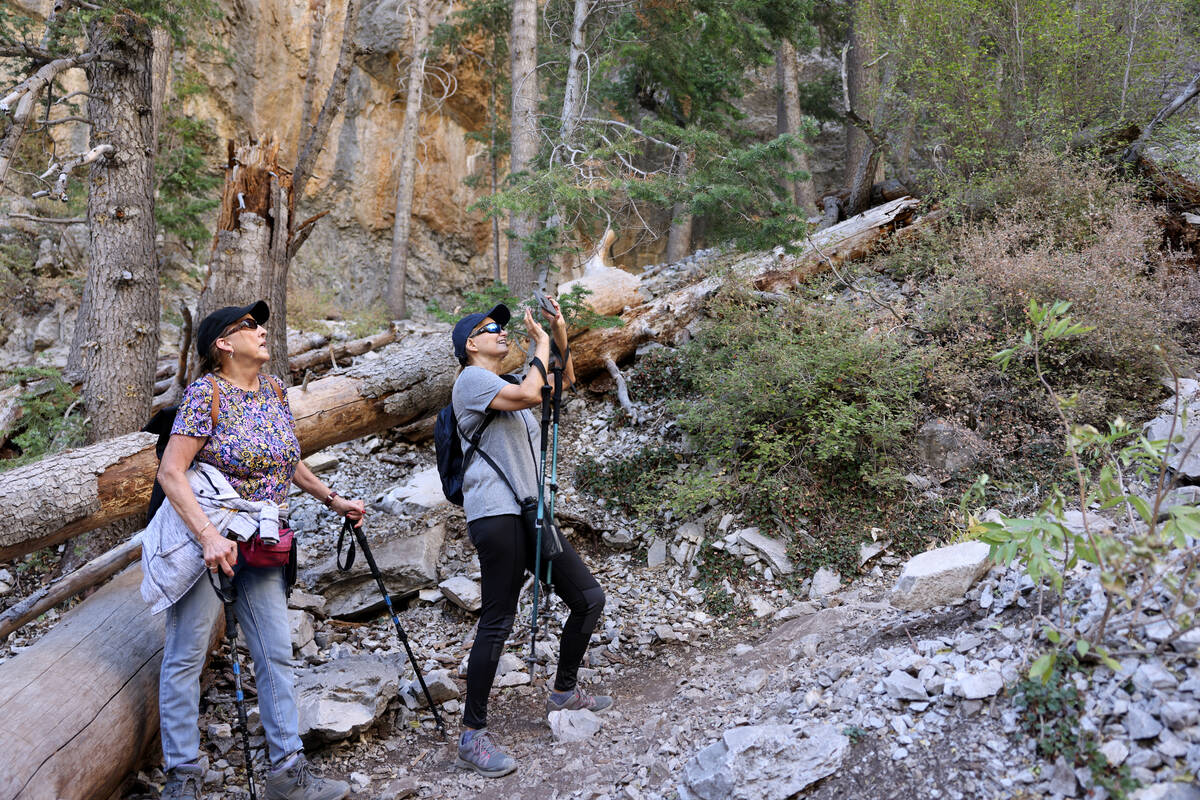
[507,0,540,296]
[0,566,222,800]
[777,39,815,213]
[386,0,431,320]
[843,2,872,186]
[666,151,694,262]
[78,15,160,443]
[557,0,590,150]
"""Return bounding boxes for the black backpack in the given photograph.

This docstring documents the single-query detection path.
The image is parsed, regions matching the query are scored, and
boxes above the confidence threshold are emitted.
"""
[435,374,519,505]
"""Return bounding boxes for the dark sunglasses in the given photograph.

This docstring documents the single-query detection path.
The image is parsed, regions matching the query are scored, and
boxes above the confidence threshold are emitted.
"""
[469,321,503,338]
[221,318,260,337]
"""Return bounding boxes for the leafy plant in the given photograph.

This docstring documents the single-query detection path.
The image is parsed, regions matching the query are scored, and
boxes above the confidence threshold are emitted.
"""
[1,367,88,470]
[973,299,1200,677]
[1012,656,1138,799]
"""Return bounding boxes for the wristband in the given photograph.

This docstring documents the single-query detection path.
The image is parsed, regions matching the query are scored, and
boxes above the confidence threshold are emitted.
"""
[323,490,339,508]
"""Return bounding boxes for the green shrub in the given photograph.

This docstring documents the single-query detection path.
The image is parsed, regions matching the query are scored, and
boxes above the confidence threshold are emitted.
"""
[1,367,88,471]
[674,284,920,492]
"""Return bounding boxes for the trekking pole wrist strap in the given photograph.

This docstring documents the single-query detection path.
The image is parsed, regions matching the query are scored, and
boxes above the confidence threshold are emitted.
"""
[528,356,548,385]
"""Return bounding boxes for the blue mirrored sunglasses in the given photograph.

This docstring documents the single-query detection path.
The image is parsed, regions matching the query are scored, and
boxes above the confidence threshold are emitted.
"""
[469,321,503,338]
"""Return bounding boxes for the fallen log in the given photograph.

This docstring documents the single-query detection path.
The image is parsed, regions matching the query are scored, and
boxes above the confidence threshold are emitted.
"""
[288,326,399,377]
[569,196,923,376]
[0,533,143,640]
[0,566,222,800]
[0,328,452,562]
[1,199,924,563]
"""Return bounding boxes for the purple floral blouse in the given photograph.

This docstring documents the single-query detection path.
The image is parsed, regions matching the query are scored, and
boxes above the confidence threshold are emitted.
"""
[171,374,300,504]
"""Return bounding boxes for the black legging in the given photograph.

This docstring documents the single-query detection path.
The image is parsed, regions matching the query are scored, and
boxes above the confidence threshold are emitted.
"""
[463,513,605,730]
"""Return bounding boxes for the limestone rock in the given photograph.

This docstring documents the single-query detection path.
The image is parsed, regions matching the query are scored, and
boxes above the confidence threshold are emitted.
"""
[890,541,992,611]
[294,655,402,743]
[439,576,482,613]
[647,538,668,569]
[548,708,602,742]
[288,609,315,652]
[735,528,794,576]
[1125,707,1164,740]
[376,467,449,513]
[304,521,444,618]
[883,670,929,701]
[1133,785,1200,800]
[809,567,842,599]
[957,671,1004,699]
[405,669,460,707]
[302,452,340,474]
[915,419,984,474]
[288,590,327,618]
[678,724,848,800]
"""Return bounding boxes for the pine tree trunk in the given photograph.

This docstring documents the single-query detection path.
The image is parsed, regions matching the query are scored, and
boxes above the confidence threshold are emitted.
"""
[507,0,540,297]
[386,1,431,320]
[844,4,877,187]
[666,151,694,263]
[778,39,815,213]
[558,0,590,148]
[79,15,160,443]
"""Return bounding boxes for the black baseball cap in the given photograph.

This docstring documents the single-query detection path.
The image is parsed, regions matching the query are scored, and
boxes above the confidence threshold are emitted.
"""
[196,300,270,360]
[452,303,511,365]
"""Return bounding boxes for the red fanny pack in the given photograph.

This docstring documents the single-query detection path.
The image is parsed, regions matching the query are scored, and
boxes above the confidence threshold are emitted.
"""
[239,527,294,569]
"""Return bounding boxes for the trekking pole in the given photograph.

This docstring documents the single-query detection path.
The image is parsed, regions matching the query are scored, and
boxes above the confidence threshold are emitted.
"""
[210,571,258,800]
[336,518,446,735]
[526,378,553,672]
[545,359,565,581]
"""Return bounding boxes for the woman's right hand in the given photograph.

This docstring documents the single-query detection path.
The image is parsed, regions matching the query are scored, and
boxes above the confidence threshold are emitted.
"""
[524,307,549,344]
[200,527,238,577]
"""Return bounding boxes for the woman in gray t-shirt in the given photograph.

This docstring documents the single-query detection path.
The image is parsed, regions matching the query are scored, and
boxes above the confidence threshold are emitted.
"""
[449,301,612,778]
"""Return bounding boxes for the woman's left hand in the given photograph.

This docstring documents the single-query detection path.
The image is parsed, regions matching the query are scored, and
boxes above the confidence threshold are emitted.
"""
[331,495,366,528]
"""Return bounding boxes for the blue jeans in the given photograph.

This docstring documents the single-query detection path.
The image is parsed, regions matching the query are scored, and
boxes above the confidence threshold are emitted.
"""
[159,566,302,771]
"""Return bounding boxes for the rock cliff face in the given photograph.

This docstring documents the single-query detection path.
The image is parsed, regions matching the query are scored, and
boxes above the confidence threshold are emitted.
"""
[181,0,500,310]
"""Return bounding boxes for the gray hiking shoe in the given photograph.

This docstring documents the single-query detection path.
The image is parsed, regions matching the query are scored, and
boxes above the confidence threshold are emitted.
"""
[545,686,613,714]
[455,730,517,778]
[265,753,349,800]
[161,763,203,800]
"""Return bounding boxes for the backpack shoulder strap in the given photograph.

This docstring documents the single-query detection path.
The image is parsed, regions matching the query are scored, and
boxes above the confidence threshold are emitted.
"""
[206,374,220,430]
[264,375,286,404]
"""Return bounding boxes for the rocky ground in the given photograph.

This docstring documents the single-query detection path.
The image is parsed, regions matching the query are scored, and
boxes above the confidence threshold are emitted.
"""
[0,376,1168,800]
[2,319,1199,800]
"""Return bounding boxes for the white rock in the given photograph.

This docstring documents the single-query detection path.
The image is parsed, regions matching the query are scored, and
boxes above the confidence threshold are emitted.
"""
[287,609,315,651]
[302,451,340,474]
[1099,739,1129,766]
[647,538,668,569]
[890,542,992,611]
[809,568,841,599]
[747,595,775,618]
[957,671,1004,700]
[883,670,929,701]
[1125,707,1163,740]
[735,528,794,576]
[376,467,449,512]
[494,671,531,688]
[496,652,525,677]
[548,708,602,742]
[439,576,482,613]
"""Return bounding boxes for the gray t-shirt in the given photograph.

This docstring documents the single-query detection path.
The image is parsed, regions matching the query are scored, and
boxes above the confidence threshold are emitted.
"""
[452,366,541,522]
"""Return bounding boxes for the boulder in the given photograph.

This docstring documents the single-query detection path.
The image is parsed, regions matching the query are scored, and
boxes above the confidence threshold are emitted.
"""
[548,708,603,742]
[375,467,450,513]
[288,609,315,652]
[735,528,794,576]
[915,419,984,474]
[294,655,402,743]
[303,520,445,618]
[678,724,848,800]
[439,576,482,613]
[809,568,842,599]
[647,538,668,569]
[890,541,992,611]
[1144,405,1200,479]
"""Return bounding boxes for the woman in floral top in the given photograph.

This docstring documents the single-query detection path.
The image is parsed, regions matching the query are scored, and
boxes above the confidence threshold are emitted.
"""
[154,301,363,800]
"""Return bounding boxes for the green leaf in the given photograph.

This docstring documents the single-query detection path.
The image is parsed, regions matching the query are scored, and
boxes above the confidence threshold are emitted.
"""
[1075,640,1090,657]
[1029,652,1056,683]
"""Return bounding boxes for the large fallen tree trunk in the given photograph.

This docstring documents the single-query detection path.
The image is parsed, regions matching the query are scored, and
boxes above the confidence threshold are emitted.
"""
[0,565,222,800]
[570,196,923,376]
[1,198,926,563]
[0,328,452,562]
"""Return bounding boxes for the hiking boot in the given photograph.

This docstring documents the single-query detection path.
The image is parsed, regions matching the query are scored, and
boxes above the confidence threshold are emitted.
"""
[265,753,349,800]
[454,729,517,778]
[545,686,613,714]
[161,763,203,800]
